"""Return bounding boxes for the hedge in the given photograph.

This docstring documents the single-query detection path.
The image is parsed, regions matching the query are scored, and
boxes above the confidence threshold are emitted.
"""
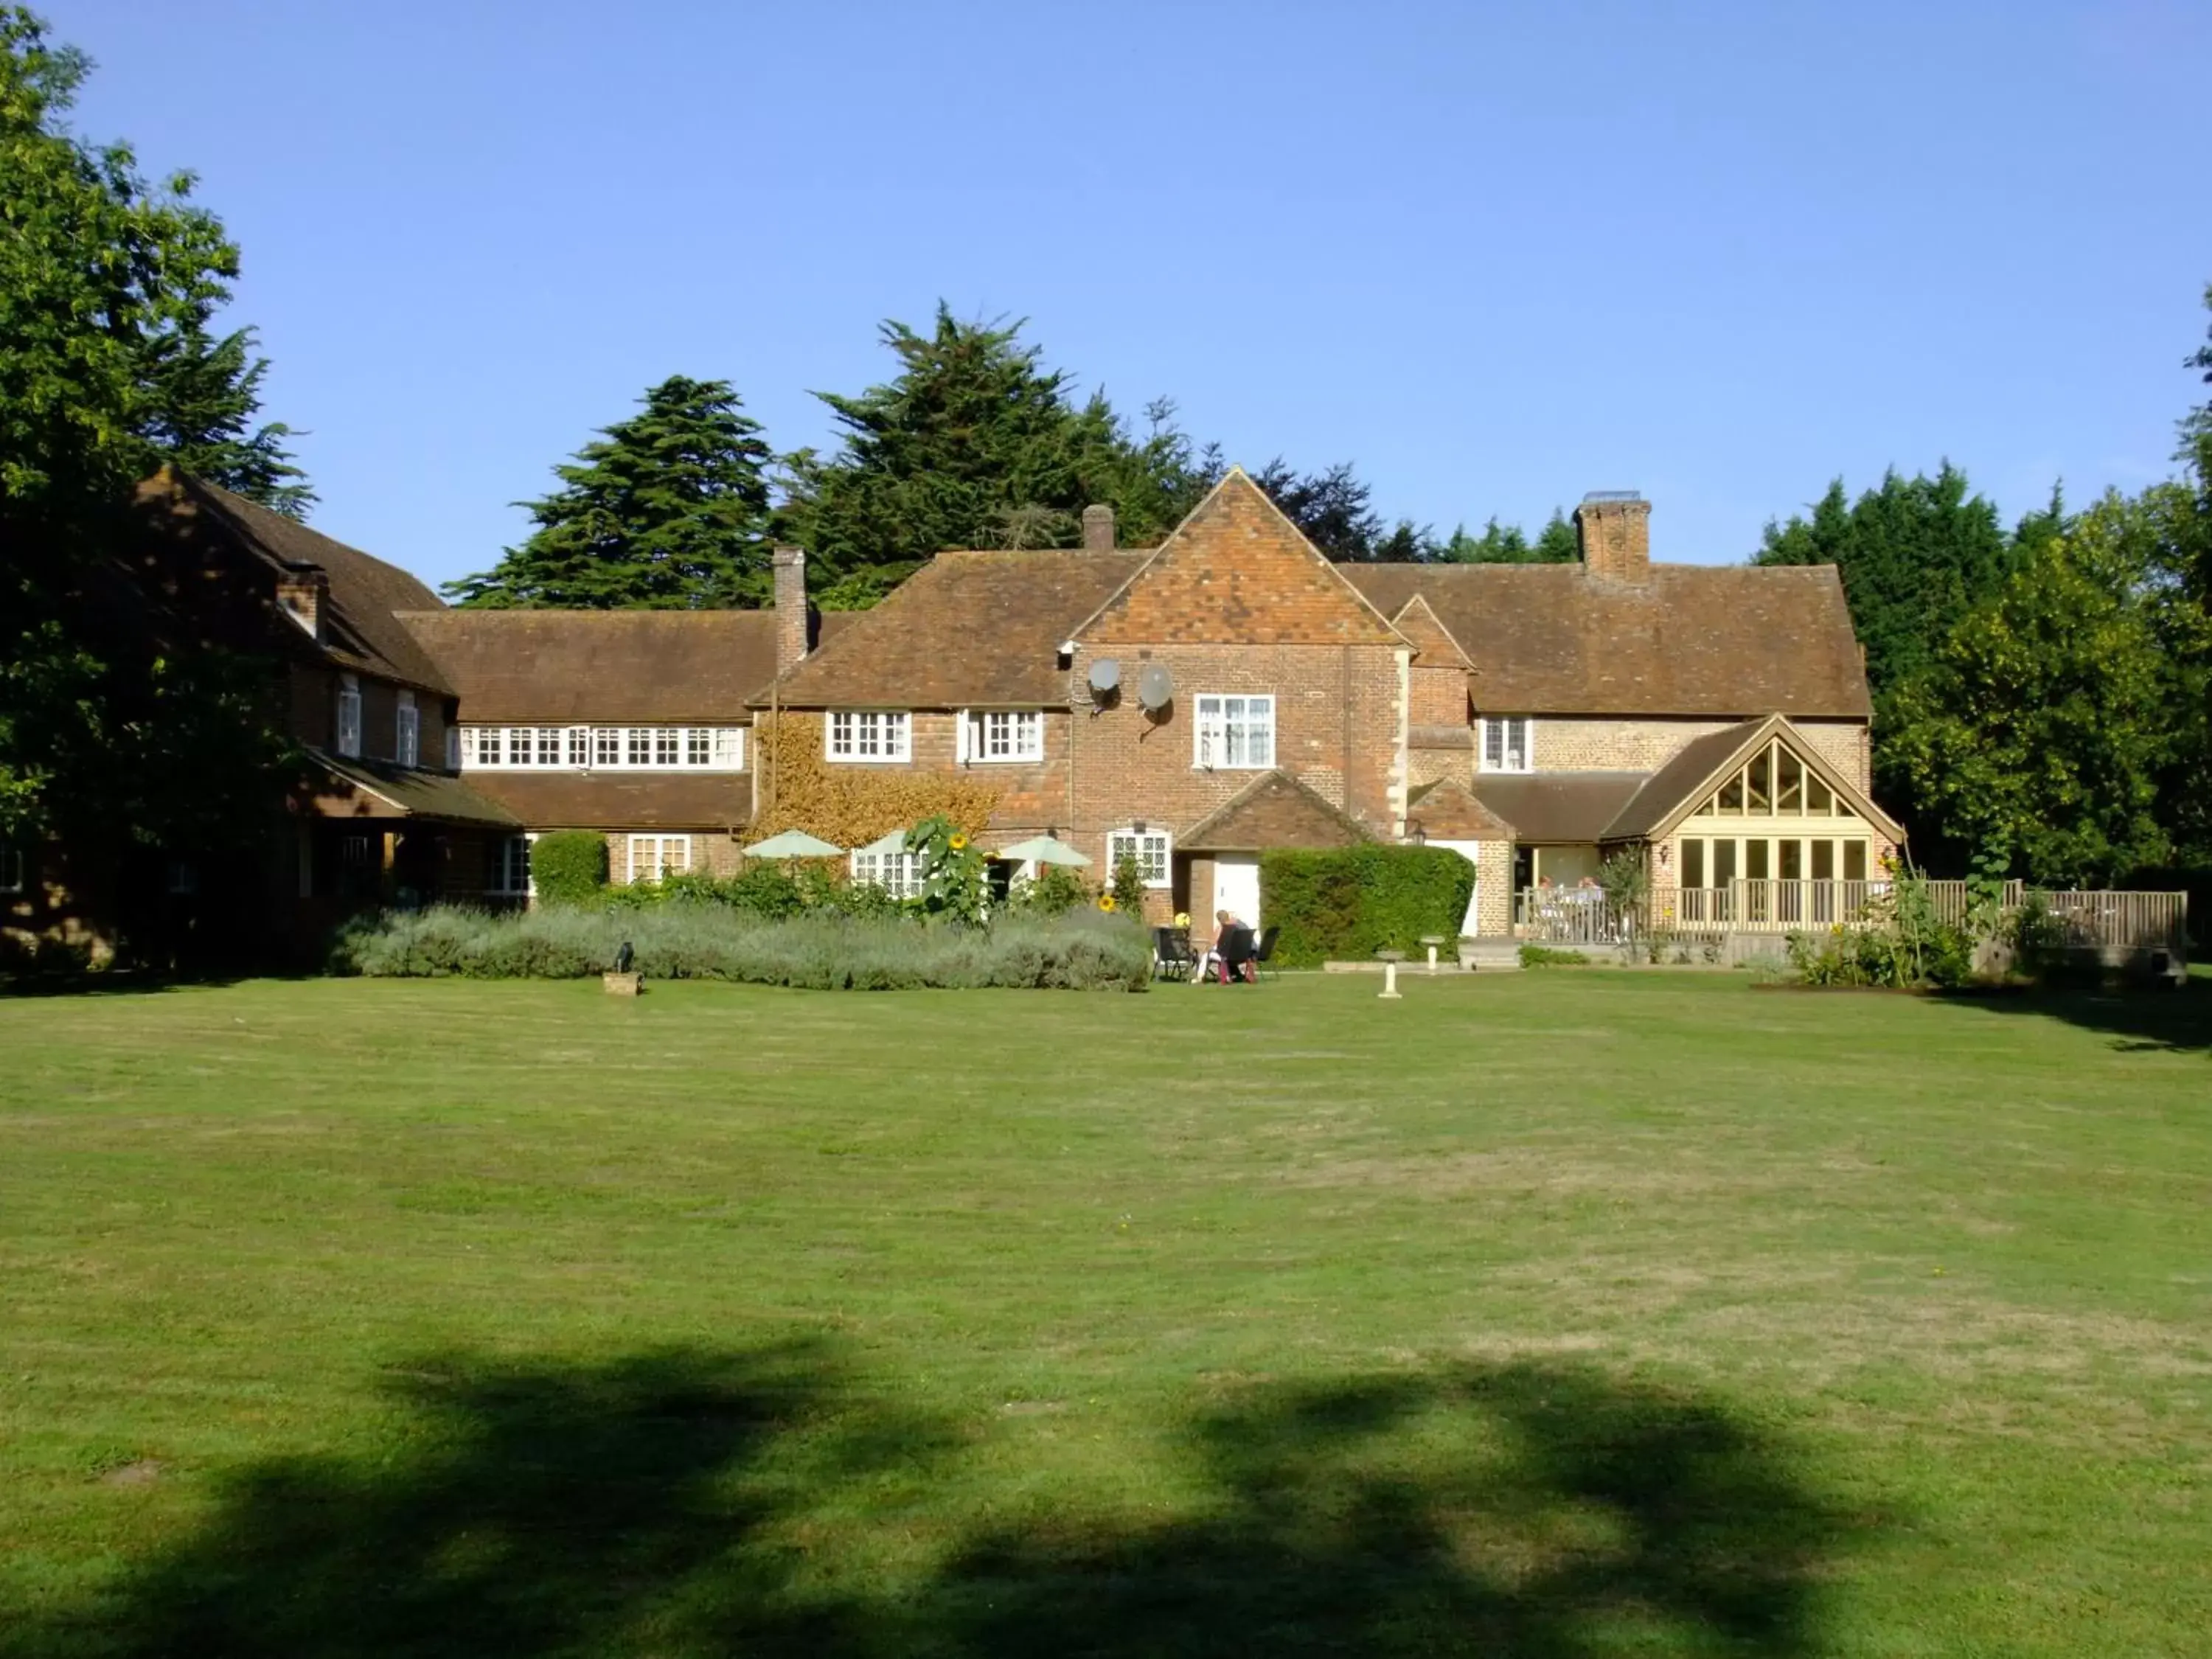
[329,904,1152,990]
[1259,846,1476,968]
[529,831,608,906]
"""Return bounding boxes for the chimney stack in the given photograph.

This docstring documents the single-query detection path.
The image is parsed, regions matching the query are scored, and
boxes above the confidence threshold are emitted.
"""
[771,545,808,671]
[1573,493,1652,582]
[1081,503,1116,552]
[276,564,327,641]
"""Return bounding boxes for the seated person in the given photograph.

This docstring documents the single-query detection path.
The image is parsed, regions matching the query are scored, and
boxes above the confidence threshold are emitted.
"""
[1191,909,1242,984]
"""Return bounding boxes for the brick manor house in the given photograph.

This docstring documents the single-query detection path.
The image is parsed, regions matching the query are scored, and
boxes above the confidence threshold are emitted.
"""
[4,466,1900,961]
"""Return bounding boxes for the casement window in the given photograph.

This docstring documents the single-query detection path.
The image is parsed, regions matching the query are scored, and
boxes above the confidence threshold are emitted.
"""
[445,725,462,771]
[0,846,24,894]
[335,674,362,758]
[826,710,911,762]
[395,691,420,767]
[1192,695,1274,770]
[851,845,925,899]
[959,709,1043,763]
[1105,827,1172,888]
[456,726,743,771]
[1479,717,1531,773]
[488,835,532,896]
[627,834,689,883]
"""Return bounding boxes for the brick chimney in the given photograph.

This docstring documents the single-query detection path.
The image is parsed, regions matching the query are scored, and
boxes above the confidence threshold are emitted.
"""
[1573,492,1652,582]
[1081,503,1116,552]
[276,564,327,641]
[771,545,808,670]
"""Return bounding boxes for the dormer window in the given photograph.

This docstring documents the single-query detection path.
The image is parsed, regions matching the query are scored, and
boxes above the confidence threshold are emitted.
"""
[395,690,419,768]
[335,674,362,758]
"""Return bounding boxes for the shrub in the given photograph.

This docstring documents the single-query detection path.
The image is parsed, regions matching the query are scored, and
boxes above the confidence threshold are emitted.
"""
[1520,944,1589,967]
[329,904,1152,990]
[1009,863,1088,917]
[529,831,608,906]
[1109,852,1147,916]
[1261,846,1475,968]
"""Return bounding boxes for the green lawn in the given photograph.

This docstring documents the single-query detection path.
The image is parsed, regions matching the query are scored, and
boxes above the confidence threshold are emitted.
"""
[1,971,2207,1656]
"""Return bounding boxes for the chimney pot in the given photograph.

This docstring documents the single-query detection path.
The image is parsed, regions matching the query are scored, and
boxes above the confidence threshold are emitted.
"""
[771,545,809,671]
[1573,493,1652,582]
[1081,503,1116,552]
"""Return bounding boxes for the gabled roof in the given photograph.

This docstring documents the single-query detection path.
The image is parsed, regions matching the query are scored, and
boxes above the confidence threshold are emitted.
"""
[1468,772,1650,844]
[304,751,519,827]
[1405,776,1514,841]
[1389,594,1472,669]
[757,549,1147,709]
[134,470,456,695]
[1074,468,1408,647]
[1342,563,1870,719]
[1179,769,1372,851]
[1601,713,1903,841]
[398,609,860,723]
[456,771,755,831]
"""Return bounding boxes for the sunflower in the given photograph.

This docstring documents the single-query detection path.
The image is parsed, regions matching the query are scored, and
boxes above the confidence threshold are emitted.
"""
[1174,912,1191,928]
[1098,894,1117,913]
[948,832,969,852]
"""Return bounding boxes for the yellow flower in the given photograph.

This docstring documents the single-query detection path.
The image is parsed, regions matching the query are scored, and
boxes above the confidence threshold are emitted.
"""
[1175,912,1191,928]
[1098,894,1116,912]
[949,832,969,852]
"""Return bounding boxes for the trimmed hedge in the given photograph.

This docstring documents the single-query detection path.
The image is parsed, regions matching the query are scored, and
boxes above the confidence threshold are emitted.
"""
[329,904,1152,990]
[529,831,608,906]
[1260,846,1476,968]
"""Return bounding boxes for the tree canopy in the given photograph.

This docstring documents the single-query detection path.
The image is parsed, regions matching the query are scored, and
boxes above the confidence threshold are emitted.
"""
[446,376,776,609]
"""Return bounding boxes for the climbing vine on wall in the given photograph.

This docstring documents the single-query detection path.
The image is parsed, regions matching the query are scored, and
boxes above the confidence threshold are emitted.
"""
[751,713,1002,848]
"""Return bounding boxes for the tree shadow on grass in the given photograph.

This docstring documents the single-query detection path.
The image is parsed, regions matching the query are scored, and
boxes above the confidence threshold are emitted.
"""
[1941,971,2212,1057]
[4,1346,1872,1659]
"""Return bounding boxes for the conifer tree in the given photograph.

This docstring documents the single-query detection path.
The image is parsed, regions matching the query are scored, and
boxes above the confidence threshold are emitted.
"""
[129,322,313,516]
[447,376,774,608]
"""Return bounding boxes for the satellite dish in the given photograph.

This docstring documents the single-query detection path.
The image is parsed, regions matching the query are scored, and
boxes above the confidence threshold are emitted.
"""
[1137,663,1174,712]
[1088,658,1121,699]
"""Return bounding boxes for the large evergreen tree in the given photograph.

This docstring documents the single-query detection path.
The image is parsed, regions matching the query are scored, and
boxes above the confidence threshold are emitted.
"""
[1,6,294,846]
[129,321,313,516]
[447,376,776,609]
[1433,511,1582,564]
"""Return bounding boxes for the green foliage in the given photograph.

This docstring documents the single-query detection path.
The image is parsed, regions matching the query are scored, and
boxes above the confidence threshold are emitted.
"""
[1434,511,1582,565]
[1782,877,1977,990]
[526,832,608,907]
[1518,944,1590,967]
[129,321,313,515]
[1598,848,1650,909]
[1108,852,1147,914]
[906,814,987,925]
[330,905,1152,990]
[775,308,1219,600]
[447,376,775,609]
[1260,846,1476,968]
[1009,862,1088,917]
[1887,495,2176,885]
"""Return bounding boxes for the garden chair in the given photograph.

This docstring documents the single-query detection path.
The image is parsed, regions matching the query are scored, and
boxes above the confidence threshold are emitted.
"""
[1218,925,1258,984]
[1152,926,1194,981]
[1251,925,1281,980]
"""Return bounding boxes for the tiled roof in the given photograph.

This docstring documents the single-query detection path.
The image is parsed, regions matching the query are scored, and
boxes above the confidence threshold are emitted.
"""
[1180,770,1371,851]
[305,751,520,827]
[1342,563,1871,718]
[759,549,1148,709]
[458,772,756,831]
[1405,777,1515,841]
[137,472,457,694]
[1467,772,1651,844]
[398,609,862,723]
[1601,713,1904,841]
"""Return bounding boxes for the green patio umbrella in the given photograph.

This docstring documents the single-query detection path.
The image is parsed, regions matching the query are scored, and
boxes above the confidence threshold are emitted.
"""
[743,830,845,859]
[995,834,1092,867]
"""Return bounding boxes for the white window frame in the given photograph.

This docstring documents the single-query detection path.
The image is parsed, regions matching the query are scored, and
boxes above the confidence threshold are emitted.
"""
[455,726,745,772]
[1192,694,1275,771]
[626,833,690,883]
[851,846,925,899]
[826,710,912,763]
[1,846,25,894]
[395,690,420,768]
[959,709,1043,764]
[1105,827,1172,888]
[335,673,362,758]
[1480,716,1533,774]
[488,834,533,897]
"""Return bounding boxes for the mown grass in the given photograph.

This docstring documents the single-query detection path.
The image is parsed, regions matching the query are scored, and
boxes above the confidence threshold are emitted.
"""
[1,971,2207,1655]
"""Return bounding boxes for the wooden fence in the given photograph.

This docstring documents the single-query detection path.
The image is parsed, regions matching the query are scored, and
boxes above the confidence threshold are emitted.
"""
[1515,882,2188,963]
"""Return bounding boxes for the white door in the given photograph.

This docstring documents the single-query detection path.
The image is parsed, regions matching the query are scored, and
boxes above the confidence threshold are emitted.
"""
[1430,840,1482,935]
[1214,854,1261,931]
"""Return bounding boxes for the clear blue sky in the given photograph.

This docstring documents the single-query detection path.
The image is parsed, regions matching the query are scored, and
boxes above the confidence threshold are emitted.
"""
[52,0,2212,587]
